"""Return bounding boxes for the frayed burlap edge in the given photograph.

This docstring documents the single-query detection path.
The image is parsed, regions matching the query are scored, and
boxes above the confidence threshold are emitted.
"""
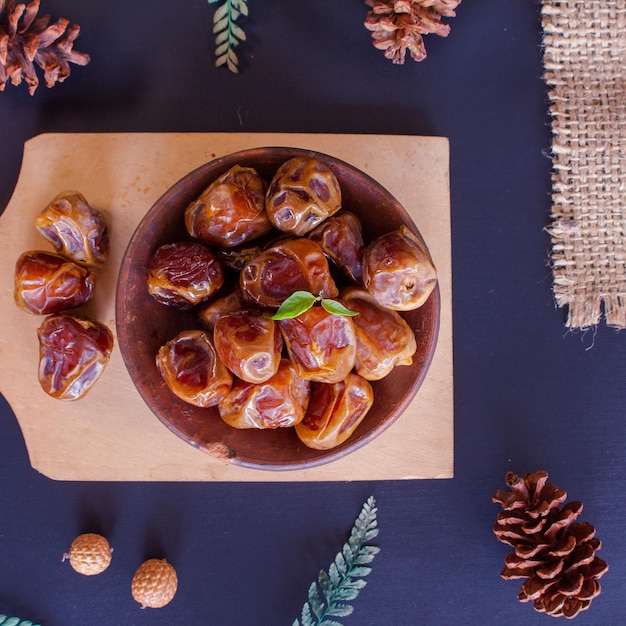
[542,1,626,329]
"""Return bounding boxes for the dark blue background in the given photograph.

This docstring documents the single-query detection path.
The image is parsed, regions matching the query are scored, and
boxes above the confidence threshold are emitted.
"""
[2,2,624,624]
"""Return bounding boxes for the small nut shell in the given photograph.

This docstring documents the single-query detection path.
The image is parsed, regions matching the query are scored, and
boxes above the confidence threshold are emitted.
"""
[131,558,178,609]
[62,533,113,576]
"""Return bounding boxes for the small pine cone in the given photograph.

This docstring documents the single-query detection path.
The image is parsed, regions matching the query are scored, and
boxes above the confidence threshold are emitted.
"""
[363,0,462,64]
[131,558,178,609]
[0,0,90,95]
[62,533,113,576]
[493,471,608,619]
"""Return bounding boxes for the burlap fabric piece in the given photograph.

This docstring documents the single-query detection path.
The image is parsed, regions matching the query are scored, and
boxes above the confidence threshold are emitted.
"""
[542,1,626,328]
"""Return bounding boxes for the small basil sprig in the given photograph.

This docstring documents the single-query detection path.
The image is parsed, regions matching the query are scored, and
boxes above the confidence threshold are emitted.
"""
[266,290,358,321]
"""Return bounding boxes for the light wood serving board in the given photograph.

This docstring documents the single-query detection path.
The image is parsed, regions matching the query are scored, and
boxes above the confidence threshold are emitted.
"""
[0,133,453,482]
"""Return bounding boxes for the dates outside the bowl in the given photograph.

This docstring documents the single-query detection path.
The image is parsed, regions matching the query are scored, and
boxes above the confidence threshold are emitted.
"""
[14,191,114,401]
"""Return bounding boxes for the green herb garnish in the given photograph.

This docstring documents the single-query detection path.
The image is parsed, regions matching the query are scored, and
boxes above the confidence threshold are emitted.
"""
[266,290,358,321]
[293,496,380,626]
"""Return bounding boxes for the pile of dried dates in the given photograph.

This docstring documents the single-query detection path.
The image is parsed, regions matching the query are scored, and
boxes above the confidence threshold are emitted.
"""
[147,156,438,450]
[13,191,114,400]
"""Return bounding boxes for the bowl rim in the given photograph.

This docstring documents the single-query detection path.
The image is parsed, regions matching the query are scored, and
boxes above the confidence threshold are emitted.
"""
[116,146,441,471]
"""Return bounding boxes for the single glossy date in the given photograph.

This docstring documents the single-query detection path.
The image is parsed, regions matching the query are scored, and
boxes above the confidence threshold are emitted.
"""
[37,314,114,400]
[362,225,437,311]
[14,250,96,315]
[35,191,109,267]
[185,165,272,248]
[214,310,283,384]
[156,330,232,408]
[219,358,310,429]
[308,210,364,283]
[279,304,356,383]
[239,238,338,308]
[265,157,341,236]
[341,287,416,380]
[147,242,224,309]
[295,373,374,450]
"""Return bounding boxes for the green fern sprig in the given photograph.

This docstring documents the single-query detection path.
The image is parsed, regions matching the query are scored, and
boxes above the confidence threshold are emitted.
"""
[208,0,248,74]
[293,496,380,626]
[0,615,41,626]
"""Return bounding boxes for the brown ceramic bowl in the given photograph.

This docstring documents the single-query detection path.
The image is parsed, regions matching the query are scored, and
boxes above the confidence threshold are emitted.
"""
[116,147,440,471]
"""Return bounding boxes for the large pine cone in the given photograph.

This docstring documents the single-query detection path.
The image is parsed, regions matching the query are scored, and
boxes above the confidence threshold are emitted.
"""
[0,0,90,94]
[493,471,608,619]
[363,0,462,64]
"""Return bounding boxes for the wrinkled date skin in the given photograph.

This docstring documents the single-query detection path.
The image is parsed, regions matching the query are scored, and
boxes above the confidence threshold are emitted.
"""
[35,191,110,267]
[279,305,356,384]
[214,310,283,384]
[341,287,417,380]
[362,224,437,311]
[308,210,364,283]
[217,231,290,272]
[185,164,272,248]
[14,250,96,315]
[37,314,114,400]
[239,238,338,308]
[147,242,224,309]
[156,330,233,408]
[198,287,246,332]
[265,157,342,236]
[295,373,374,450]
[219,358,310,429]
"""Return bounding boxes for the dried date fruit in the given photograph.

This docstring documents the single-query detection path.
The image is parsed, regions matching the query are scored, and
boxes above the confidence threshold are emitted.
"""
[362,225,437,311]
[147,242,224,309]
[185,164,272,248]
[219,358,310,429]
[279,304,356,383]
[308,210,364,283]
[240,238,338,308]
[35,191,109,267]
[341,286,416,380]
[197,287,247,332]
[216,231,290,272]
[37,314,114,400]
[214,310,283,384]
[295,373,374,450]
[265,157,342,236]
[156,330,232,408]
[15,250,96,315]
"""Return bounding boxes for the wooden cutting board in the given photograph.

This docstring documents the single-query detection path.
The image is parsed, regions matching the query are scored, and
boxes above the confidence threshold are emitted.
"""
[0,132,453,481]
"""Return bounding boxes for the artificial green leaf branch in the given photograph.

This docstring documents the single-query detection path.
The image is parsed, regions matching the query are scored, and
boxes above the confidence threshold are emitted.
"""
[0,615,41,626]
[293,496,380,626]
[266,291,358,321]
[208,0,248,74]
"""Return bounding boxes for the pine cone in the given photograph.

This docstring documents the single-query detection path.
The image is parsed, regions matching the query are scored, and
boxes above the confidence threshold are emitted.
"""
[363,0,462,64]
[0,0,90,95]
[493,471,608,619]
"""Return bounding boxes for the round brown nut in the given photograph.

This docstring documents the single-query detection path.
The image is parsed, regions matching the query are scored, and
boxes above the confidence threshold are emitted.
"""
[131,558,178,609]
[62,533,113,576]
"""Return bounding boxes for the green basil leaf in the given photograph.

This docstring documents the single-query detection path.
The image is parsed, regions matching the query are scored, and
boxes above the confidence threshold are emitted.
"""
[320,298,359,317]
[266,291,319,320]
